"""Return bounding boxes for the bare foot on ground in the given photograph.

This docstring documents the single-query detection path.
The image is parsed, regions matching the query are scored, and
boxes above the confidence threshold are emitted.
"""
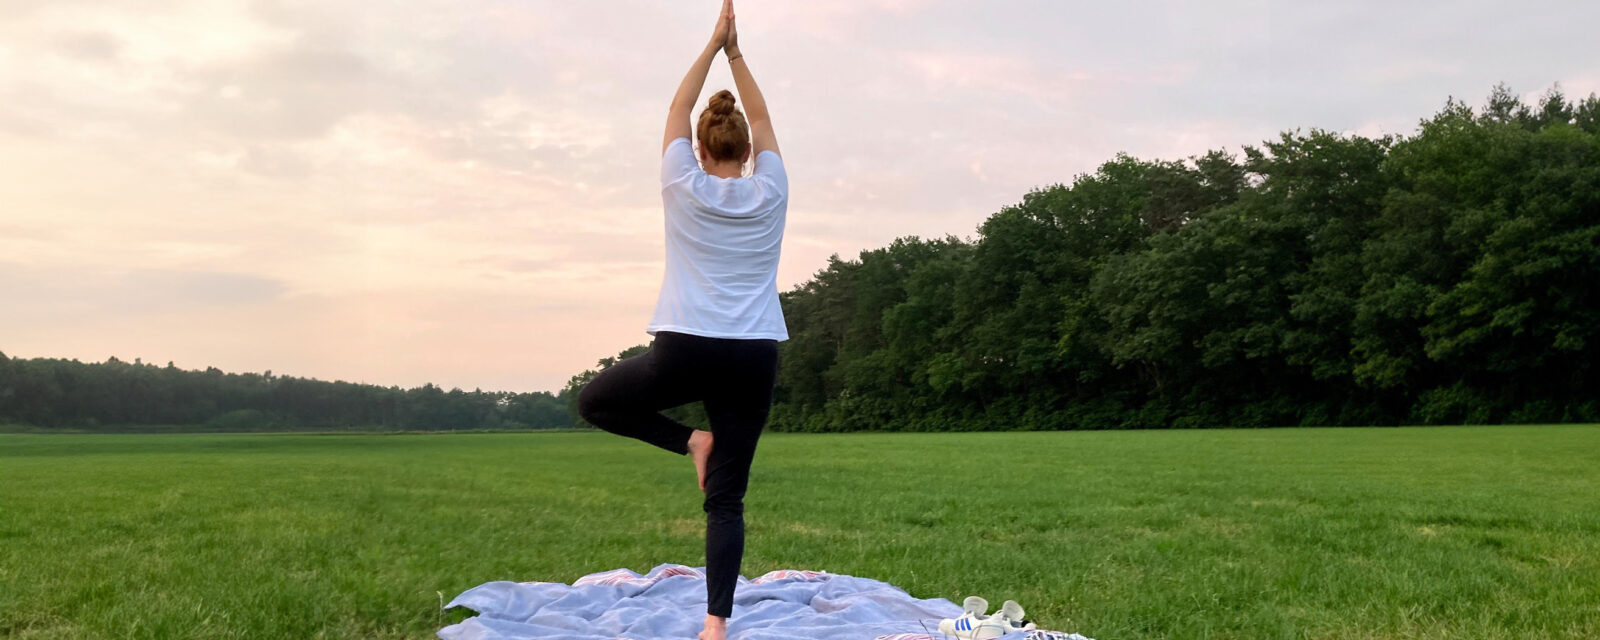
[698,614,727,640]
[688,430,714,493]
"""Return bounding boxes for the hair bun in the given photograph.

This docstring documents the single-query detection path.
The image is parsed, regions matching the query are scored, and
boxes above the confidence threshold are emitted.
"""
[696,89,750,162]
[708,89,738,115]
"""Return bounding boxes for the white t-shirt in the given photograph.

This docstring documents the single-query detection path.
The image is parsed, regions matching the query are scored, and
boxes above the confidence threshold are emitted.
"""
[647,137,790,341]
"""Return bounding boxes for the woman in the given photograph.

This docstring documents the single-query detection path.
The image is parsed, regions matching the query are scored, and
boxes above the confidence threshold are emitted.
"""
[576,2,786,639]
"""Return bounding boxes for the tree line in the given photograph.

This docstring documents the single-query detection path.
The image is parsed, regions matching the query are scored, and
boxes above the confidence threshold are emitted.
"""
[0,354,572,431]
[4,86,1596,432]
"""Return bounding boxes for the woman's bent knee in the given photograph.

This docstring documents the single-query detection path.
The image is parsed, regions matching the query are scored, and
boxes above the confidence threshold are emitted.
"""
[576,383,608,426]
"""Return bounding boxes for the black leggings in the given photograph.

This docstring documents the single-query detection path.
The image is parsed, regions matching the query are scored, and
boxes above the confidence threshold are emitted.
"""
[576,330,779,618]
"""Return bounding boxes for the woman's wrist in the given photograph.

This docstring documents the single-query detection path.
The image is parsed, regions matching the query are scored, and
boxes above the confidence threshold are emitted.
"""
[727,50,744,63]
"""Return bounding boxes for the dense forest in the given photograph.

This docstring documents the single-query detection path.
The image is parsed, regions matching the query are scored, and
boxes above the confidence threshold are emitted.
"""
[4,86,1596,432]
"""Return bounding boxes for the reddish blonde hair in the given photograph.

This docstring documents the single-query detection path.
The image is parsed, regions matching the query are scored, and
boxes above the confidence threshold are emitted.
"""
[696,90,750,163]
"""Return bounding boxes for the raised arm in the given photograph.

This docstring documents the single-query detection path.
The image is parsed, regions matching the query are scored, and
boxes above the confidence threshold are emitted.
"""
[664,0,734,153]
[723,8,779,157]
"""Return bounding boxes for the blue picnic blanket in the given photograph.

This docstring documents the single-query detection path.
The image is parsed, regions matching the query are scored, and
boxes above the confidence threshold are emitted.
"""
[438,563,1092,640]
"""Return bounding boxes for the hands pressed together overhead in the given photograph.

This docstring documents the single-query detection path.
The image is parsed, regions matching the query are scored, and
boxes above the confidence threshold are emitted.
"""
[711,0,741,58]
[667,0,774,156]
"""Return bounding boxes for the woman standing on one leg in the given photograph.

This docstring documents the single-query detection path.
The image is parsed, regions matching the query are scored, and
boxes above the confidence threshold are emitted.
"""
[576,2,787,640]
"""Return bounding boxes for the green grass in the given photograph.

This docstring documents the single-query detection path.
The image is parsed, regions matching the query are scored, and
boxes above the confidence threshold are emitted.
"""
[2,426,1598,639]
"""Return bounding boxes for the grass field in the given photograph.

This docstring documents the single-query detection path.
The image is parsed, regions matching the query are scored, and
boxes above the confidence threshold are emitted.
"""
[2,426,1598,639]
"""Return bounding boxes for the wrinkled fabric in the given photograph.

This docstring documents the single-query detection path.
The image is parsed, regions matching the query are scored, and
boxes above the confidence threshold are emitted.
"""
[439,563,1092,640]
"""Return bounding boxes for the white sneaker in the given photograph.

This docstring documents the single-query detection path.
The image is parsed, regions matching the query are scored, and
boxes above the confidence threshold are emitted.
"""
[937,597,1035,639]
[999,600,1025,625]
[998,600,1035,630]
[937,612,1011,639]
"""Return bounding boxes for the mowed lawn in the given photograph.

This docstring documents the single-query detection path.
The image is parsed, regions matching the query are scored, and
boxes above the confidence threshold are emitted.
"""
[2,426,1597,640]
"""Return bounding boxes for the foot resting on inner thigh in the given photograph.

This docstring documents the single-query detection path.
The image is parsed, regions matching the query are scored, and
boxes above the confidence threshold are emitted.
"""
[687,429,714,493]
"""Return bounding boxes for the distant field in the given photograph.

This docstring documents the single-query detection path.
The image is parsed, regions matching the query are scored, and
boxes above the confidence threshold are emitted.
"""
[2,426,1598,639]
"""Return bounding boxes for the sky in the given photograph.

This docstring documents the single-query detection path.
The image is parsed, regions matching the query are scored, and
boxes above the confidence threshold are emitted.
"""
[3,0,1597,394]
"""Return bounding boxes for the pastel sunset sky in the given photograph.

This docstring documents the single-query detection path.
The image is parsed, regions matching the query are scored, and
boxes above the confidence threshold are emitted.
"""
[3,0,1596,393]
